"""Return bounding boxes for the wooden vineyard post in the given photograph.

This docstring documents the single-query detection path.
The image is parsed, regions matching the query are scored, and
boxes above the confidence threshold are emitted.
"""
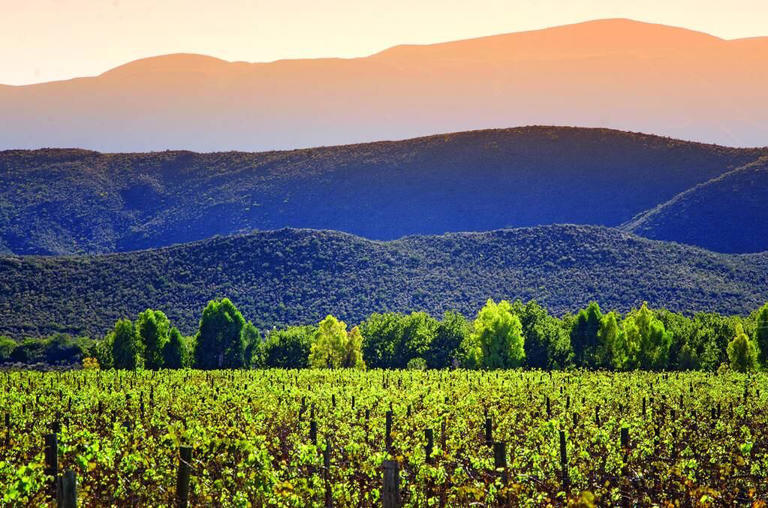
[559,430,569,493]
[620,427,631,482]
[323,442,333,508]
[425,428,434,464]
[55,470,77,508]
[493,441,507,484]
[484,416,492,445]
[3,413,8,447]
[176,446,192,508]
[382,460,400,508]
[440,419,447,450]
[310,419,318,446]
[385,410,393,452]
[45,433,58,492]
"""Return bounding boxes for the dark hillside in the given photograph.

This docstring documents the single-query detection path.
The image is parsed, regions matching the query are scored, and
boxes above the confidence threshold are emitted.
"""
[1,126,763,255]
[1,225,766,338]
[622,157,768,253]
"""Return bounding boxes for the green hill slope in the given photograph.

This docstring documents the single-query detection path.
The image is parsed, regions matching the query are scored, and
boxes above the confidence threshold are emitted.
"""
[622,156,768,253]
[1,126,764,255]
[1,225,766,338]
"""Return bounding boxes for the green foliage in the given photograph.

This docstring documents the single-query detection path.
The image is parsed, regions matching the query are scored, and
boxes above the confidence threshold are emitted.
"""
[511,300,572,369]
[4,297,767,373]
[193,298,247,370]
[596,312,619,369]
[727,324,758,373]
[689,313,744,371]
[308,316,365,369]
[9,339,46,363]
[467,299,525,369]
[755,303,768,367]
[162,327,190,369]
[570,302,603,367]
[110,319,142,370]
[0,336,15,362]
[360,313,403,369]
[406,357,427,370]
[241,322,262,368]
[135,309,171,369]
[615,303,673,370]
[43,334,92,365]
[425,311,470,369]
[262,326,315,369]
[92,336,114,370]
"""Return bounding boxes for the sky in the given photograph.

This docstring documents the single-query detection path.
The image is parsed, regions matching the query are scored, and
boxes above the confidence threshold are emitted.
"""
[2,0,767,85]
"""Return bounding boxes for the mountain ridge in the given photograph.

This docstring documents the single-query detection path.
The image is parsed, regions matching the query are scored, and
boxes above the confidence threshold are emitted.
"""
[622,156,768,252]
[2,224,767,339]
[2,126,765,255]
[2,18,767,150]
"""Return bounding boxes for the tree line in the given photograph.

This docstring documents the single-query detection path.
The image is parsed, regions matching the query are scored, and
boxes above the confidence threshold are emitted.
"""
[2,298,767,372]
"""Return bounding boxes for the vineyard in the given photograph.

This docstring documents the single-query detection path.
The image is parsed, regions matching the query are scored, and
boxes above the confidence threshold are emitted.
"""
[1,369,767,506]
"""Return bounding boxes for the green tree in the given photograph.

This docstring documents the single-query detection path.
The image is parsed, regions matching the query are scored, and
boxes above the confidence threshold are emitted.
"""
[92,337,114,370]
[344,326,366,369]
[633,303,673,370]
[596,312,619,369]
[727,323,758,373]
[309,315,365,369]
[241,322,262,368]
[0,336,16,363]
[162,327,189,369]
[615,303,673,370]
[361,313,404,368]
[512,300,572,369]
[655,309,694,369]
[755,303,768,367]
[677,341,700,370]
[263,326,315,368]
[110,319,142,370]
[426,311,470,368]
[570,302,603,367]
[135,309,171,369]
[193,298,246,369]
[691,313,743,370]
[396,312,437,368]
[44,333,89,364]
[469,299,525,369]
[612,318,638,370]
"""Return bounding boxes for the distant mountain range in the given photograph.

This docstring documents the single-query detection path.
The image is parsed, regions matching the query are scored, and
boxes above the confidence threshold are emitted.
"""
[1,19,767,151]
[2,225,767,338]
[2,126,767,255]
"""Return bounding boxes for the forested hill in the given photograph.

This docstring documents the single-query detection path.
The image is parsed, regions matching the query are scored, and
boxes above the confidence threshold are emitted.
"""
[622,156,768,253]
[1,225,767,339]
[1,126,765,255]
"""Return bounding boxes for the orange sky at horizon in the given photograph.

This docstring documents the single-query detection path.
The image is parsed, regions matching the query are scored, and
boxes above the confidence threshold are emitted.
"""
[2,0,768,86]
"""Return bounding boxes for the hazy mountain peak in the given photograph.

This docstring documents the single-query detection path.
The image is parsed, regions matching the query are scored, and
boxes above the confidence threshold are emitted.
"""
[1,19,767,151]
[99,53,232,78]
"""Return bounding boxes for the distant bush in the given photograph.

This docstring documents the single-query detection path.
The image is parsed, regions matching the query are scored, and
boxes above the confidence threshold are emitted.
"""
[407,358,427,370]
